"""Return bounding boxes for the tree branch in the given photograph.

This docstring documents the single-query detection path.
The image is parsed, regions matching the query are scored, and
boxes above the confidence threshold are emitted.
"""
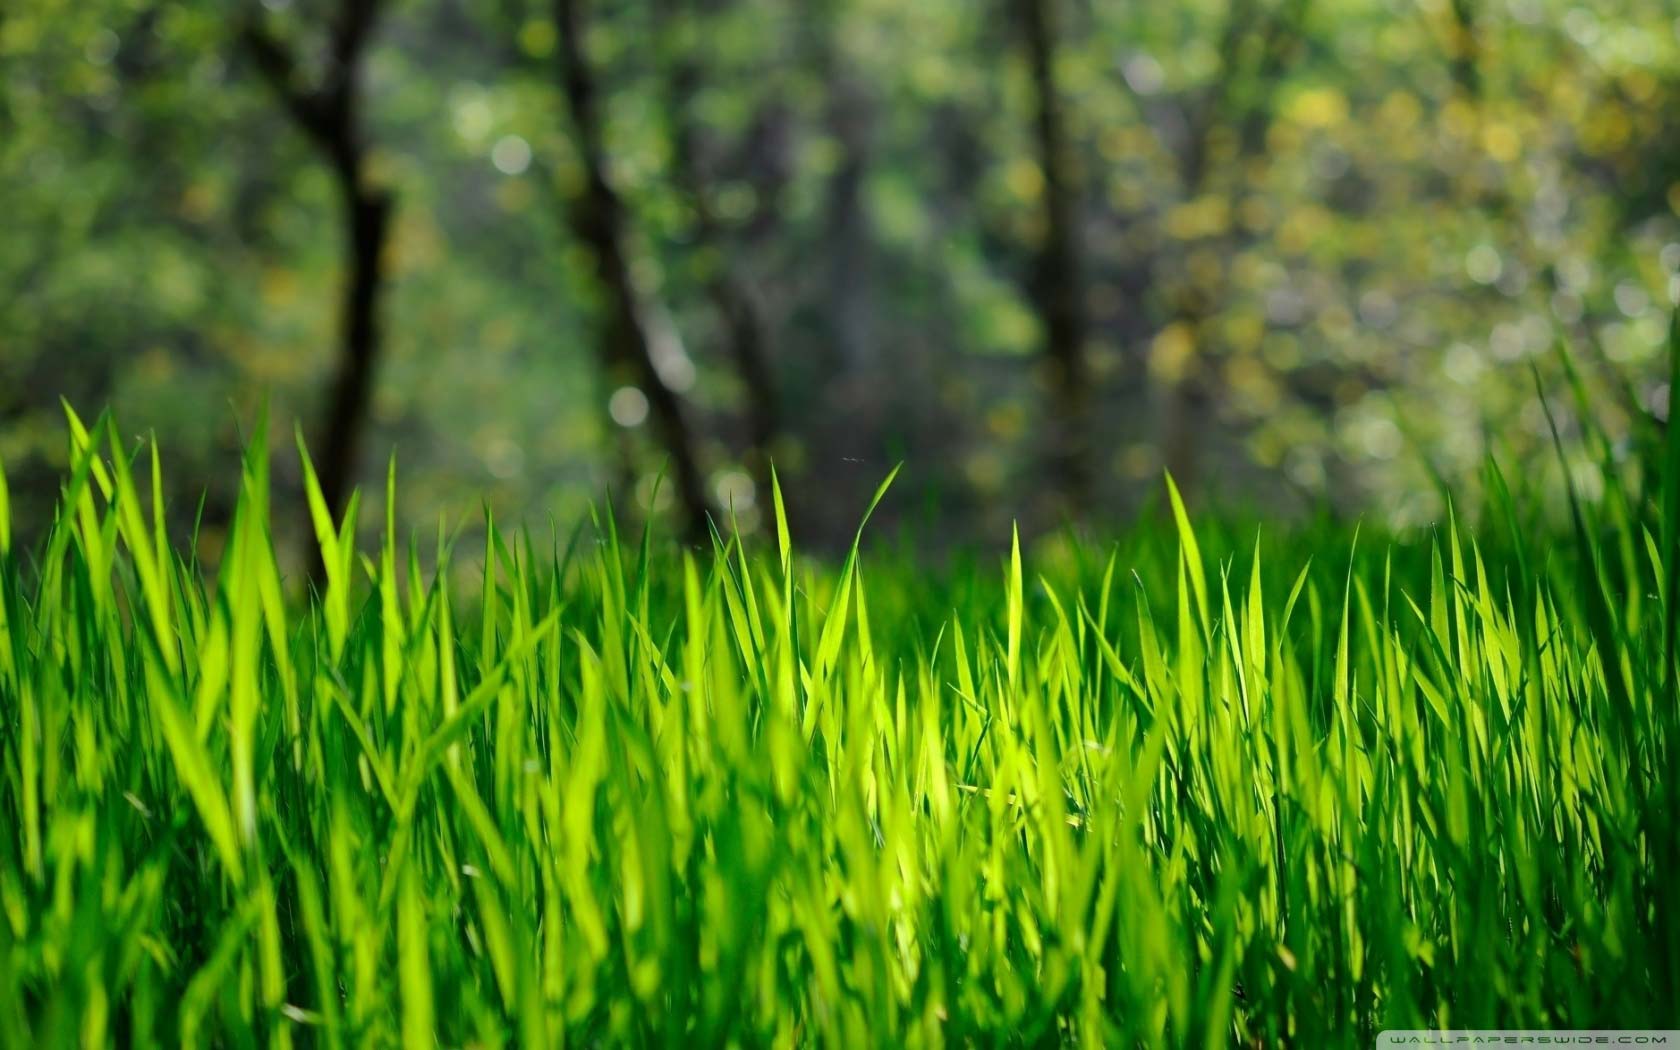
[238,19,340,153]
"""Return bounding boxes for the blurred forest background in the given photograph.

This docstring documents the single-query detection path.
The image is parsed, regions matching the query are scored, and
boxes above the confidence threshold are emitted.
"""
[5,0,1680,562]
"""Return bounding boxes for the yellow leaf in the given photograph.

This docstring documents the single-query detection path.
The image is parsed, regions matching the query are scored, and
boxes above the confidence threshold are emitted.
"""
[1286,87,1347,129]
[1150,322,1196,383]
[1003,158,1045,203]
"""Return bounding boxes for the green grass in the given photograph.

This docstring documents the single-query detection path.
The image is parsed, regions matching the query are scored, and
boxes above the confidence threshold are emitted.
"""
[2,390,1680,1047]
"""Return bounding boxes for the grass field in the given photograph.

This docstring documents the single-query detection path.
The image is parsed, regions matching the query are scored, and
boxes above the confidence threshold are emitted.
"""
[2,390,1680,1047]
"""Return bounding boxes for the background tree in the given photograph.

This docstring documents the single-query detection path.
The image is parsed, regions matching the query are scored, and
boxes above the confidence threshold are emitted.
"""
[240,0,393,535]
[656,0,782,496]
[1151,0,1312,495]
[4,0,1680,559]
[552,0,717,541]
[1012,0,1092,517]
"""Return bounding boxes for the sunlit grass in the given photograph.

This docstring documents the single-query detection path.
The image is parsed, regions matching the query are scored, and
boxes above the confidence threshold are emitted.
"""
[2,375,1679,1044]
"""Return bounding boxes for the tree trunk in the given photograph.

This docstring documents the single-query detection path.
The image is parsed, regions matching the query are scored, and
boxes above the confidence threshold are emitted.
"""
[240,0,391,577]
[316,182,391,524]
[1017,0,1092,516]
[821,77,874,377]
[555,0,715,543]
[714,279,778,473]
[659,0,781,490]
[1156,0,1310,501]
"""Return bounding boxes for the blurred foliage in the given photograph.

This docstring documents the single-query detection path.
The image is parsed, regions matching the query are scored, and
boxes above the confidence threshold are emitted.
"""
[4,0,1680,556]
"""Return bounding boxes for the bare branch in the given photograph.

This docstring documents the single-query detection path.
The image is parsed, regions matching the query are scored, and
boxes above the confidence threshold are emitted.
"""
[238,19,340,151]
